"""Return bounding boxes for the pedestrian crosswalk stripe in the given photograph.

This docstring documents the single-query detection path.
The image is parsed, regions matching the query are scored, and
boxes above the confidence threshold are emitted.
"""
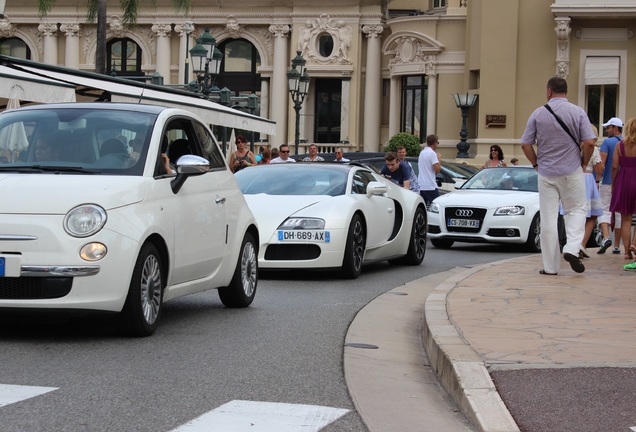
[0,384,58,408]
[171,400,350,432]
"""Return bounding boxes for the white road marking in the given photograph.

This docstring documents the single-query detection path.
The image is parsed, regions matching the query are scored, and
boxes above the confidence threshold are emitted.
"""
[171,400,350,432]
[0,384,58,408]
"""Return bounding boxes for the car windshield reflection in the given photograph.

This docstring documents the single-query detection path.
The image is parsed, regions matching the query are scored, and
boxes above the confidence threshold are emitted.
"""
[235,164,349,196]
[461,167,538,192]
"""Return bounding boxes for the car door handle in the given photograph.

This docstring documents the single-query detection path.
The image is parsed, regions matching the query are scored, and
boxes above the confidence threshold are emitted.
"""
[215,195,226,204]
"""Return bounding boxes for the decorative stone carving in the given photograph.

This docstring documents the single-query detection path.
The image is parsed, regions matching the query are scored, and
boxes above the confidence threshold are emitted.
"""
[268,24,290,38]
[152,23,172,38]
[388,35,437,66]
[254,27,273,56]
[174,22,194,37]
[83,27,96,57]
[362,24,384,39]
[109,15,127,38]
[0,18,16,38]
[226,17,243,39]
[60,23,80,38]
[555,17,570,78]
[297,15,353,65]
[38,23,58,37]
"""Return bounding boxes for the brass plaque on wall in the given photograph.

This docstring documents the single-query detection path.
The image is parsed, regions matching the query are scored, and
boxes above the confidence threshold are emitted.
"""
[486,115,506,128]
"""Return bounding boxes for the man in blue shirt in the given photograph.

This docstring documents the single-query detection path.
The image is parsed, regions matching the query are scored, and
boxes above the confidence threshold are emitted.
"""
[381,152,411,190]
[597,117,624,254]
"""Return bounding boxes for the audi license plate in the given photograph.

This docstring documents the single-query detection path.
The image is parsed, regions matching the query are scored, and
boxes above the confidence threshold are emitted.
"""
[278,230,330,242]
[448,218,479,228]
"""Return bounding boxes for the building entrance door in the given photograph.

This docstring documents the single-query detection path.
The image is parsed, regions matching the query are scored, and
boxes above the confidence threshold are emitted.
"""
[314,79,341,143]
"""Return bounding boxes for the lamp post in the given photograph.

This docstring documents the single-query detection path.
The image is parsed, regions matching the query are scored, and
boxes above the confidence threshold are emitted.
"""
[287,51,310,155]
[247,93,259,153]
[452,93,478,158]
[189,28,223,96]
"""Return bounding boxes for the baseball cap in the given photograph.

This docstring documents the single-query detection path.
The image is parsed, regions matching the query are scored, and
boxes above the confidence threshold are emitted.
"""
[602,117,624,128]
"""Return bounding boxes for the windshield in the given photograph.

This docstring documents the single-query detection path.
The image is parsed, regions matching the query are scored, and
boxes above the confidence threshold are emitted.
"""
[0,108,157,175]
[235,165,348,196]
[461,167,538,192]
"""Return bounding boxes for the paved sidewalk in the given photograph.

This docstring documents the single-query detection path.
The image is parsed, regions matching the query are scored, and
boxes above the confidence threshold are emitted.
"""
[423,250,636,432]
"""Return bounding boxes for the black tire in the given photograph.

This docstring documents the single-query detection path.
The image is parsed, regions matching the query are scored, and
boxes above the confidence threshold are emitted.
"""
[586,221,603,248]
[341,214,365,279]
[218,232,257,308]
[431,238,454,249]
[525,213,541,253]
[391,206,427,265]
[118,242,164,337]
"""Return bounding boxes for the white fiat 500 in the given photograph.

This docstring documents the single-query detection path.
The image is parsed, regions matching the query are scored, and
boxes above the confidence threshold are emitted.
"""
[0,103,259,336]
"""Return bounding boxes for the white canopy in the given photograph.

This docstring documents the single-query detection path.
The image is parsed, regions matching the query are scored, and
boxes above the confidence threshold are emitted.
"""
[0,64,76,105]
[0,56,276,136]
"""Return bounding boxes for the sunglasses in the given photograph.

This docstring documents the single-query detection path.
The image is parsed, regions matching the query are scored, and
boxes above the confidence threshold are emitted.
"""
[280,150,290,153]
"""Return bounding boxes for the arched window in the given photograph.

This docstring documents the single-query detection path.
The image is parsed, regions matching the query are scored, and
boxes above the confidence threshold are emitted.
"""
[217,39,261,94]
[0,38,31,59]
[106,38,143,77]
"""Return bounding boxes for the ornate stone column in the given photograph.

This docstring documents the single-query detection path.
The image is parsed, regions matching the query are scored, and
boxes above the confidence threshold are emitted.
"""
[60,24,81,69]
[268,24,290,149]
[388,76,400,138]
[175,22,194,86]
[424,56,437,138]
[555,17,571,78]
[362,24,383,152]
[38,23,58,65]
[340,75,351,143]
[152,24,172,84]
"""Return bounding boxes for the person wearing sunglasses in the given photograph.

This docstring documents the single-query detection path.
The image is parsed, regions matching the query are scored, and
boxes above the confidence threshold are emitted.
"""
[270,144,296,163]
[483,145,507,168]
[333,147,350,162]
[230,135,257,173]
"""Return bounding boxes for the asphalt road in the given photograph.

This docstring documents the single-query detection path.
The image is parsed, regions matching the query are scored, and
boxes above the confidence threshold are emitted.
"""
[0,242,531,432]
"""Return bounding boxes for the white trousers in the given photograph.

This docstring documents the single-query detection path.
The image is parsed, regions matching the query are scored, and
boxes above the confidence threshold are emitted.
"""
[539,169,586,273]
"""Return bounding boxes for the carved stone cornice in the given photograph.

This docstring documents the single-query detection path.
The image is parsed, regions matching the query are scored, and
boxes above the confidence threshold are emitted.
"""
[109,15,127,38]
[226,17,243,39]
[554,17,571,78]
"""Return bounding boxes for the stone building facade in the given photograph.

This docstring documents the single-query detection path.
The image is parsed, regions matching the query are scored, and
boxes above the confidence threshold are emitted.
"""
[2,0,636,163]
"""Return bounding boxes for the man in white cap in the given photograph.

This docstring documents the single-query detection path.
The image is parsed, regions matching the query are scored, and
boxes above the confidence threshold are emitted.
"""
[597,117,624,254]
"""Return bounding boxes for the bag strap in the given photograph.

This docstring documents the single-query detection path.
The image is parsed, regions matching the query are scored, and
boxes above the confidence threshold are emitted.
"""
[544,104,580,149]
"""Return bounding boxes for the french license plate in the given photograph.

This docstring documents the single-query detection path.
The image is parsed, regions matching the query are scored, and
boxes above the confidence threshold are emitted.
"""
[278,230,330,243]
[0,257,4,276]
[448,218,480,228]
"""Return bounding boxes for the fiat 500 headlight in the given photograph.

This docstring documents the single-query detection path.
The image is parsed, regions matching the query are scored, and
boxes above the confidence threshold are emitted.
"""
[64,204,107,237]
[494,206,525,216]
[278,218,325,230]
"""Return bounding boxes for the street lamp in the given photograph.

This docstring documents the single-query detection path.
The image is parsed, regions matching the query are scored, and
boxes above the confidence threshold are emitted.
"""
[247,93,260,152]
[452,93,479,158]
[287,50,310,155]
[189,28,223,96]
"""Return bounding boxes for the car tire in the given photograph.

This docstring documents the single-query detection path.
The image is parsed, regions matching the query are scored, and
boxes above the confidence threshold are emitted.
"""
[341,214,365,279]
[218,232,258,308]
[431,238,454,249]
[390,206,427,265]
[525,213,541,253]
[118,242,164,337]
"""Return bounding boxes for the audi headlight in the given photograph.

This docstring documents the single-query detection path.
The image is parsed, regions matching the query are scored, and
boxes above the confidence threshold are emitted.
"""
[494,206,525,216]
[429,202,440,213]
[278,218,325,230]
[64,204,107,237]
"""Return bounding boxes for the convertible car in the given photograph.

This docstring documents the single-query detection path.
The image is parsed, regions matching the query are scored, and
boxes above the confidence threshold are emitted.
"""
[234,162,427,278]
[427,166,542,252]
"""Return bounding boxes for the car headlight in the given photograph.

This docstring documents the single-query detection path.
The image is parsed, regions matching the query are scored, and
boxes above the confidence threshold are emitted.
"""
[494,206,525,216]
[64,204,107,237]
[278,218,325,230]
[429,202,440,213]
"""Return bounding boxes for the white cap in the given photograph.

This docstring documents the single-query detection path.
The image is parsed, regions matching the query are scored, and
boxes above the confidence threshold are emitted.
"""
[602,117,624,128]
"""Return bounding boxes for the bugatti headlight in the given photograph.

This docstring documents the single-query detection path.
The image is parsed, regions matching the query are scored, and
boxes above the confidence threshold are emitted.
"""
[429,202,440,214]
[64,204,107,237]
[494,205,525,216]
[278,218,325,230]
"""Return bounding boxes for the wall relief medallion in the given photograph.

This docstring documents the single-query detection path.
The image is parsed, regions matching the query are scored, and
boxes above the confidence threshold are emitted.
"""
[297,14,352,65]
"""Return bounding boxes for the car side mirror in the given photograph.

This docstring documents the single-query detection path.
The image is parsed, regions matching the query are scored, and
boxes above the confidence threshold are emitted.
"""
[366,181,388,197]
[171,155,210,194]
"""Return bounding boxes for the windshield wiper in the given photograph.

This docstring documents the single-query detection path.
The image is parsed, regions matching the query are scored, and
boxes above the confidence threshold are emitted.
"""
[0,165,102,174]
